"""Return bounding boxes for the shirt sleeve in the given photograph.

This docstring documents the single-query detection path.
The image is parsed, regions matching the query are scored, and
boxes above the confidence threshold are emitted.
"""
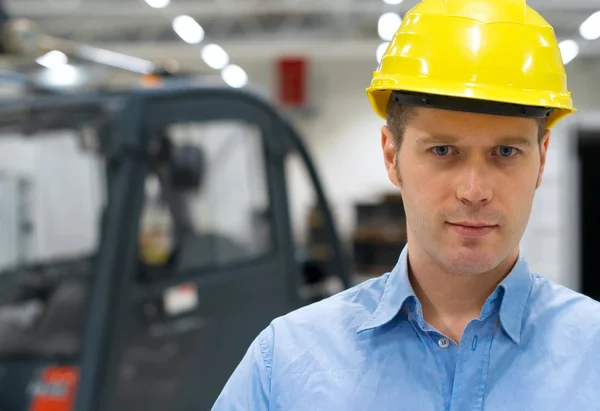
[211,327,273,411]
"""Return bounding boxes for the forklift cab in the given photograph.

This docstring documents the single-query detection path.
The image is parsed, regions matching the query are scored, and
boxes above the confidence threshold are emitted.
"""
[0,85,350,411]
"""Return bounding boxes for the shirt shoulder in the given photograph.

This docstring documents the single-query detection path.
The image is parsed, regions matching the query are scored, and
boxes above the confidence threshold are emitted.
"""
[529,273,600,315]
[256,274,391,372]
[252,274,392,404]
[525,273,600,338]
[272,273,390,335]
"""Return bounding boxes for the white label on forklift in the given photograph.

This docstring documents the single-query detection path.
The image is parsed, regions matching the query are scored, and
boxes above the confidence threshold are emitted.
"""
[164,283,198,316]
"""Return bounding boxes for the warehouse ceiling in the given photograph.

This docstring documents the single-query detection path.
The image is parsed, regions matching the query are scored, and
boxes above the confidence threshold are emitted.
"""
[4,0,600,64]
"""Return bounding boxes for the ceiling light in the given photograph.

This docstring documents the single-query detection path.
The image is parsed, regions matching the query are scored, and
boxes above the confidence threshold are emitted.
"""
[377,42,390,64]
[36,50,68,69]
[221,65,248,88]
[378,12,402,41]
[39,64,81,87]
[201,44,229,70]
[172,15,205,44]
[579,11,600,40]
[145,0,170,8]
[558,40,579,65]
[383,0,403,4]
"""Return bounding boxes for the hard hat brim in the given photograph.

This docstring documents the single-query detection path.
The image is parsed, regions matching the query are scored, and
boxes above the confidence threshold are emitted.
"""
[367,74,576,129]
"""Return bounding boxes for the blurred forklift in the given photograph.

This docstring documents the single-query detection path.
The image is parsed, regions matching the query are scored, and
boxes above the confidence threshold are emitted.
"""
[0,7,351,411]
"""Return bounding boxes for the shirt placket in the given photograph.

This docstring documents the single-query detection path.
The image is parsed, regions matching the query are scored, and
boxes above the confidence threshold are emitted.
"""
[427,331,459,411]
[449,314,498,411]
[411,302,458,411]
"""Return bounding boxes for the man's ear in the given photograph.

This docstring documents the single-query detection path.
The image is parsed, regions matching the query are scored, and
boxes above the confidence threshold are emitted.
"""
[381,125,401,187]
[536,129,551,189]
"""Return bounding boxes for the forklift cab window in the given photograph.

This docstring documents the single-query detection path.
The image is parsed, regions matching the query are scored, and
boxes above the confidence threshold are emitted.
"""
[0,119,273,361]
[138,120,272,274]
[0,132,104,360]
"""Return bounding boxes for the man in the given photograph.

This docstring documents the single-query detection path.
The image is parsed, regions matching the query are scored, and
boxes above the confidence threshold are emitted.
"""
[212,0,600,409]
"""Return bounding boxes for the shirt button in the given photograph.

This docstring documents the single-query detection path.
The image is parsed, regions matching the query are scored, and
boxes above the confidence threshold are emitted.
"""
[438,337,450,349]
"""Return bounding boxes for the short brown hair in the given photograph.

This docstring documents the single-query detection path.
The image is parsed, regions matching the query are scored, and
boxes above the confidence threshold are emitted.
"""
[386,97,547,149]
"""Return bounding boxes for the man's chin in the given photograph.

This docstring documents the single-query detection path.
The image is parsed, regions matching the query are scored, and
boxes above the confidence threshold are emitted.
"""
[438,248,499,276]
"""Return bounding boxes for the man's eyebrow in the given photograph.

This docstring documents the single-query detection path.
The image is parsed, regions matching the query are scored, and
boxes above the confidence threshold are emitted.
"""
[495,136,534,147]
[415,135,534,147]
[415,135,459,146]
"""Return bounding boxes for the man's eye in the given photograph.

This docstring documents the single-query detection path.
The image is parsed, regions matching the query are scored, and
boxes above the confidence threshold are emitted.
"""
[496,146,518,157]
[432,146,452,156]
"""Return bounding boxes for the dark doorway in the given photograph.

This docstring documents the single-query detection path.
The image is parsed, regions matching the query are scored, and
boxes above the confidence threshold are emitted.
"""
[577,130,600,302]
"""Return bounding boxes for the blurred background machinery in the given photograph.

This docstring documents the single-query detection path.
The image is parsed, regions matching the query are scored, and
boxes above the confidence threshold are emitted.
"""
[0,85,351,411]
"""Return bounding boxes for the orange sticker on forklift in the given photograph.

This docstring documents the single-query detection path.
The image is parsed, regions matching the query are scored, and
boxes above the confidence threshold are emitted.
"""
[29,366,79,411]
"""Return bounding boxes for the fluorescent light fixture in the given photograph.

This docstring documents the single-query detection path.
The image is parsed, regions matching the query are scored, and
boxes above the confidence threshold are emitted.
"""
[579,11,600,40]
[145,0,170,8]
[36,50,68,69]
[378,12,402,41]
[201,44,229,70]
[172,15,205,44]
[558,39,579,65]
[221,64,248,88]
[377,42,390,64]
[383,0,403,4]
[76,45,155,74]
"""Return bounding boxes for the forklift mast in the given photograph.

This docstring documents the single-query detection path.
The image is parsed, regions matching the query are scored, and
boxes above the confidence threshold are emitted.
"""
[0,85,351,411]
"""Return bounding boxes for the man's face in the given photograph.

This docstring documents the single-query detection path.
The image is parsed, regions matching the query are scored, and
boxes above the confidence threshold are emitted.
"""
[382,107,550,275]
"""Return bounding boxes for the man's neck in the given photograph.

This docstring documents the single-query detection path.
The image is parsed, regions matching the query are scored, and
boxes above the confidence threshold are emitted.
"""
[407,246,519,344]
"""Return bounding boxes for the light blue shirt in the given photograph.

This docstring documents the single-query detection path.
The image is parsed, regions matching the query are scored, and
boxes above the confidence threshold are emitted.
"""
[212,246,600,410]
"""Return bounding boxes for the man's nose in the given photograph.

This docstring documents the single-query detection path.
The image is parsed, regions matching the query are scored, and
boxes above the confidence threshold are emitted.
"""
[455,162,493,206]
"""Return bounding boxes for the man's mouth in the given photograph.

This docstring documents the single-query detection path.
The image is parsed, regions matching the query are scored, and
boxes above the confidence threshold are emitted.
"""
[446,221,498,238]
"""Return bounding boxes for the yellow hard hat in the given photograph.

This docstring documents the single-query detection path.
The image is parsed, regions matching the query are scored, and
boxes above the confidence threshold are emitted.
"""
[366,0,576,129]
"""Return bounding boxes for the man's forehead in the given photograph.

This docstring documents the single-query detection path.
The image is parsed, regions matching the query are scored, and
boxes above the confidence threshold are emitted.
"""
[405,106,540,143]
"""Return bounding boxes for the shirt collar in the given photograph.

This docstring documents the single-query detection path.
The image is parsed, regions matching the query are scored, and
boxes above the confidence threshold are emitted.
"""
[356,245,533,344]
[495,255,533,343]
[356,245,415,334]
